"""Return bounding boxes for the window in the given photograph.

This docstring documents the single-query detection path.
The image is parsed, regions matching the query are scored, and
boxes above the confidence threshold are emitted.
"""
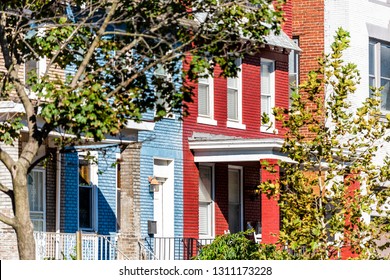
[199,165,214,238]
[369,39,390,112]
[227,59,246,129]
[289,38,299,107]
[197,72,217,125]
[260,59,275,132]
[24,57,46,99]
[79,152,98,231]
[25,59,39,83]
[28,169,46,231]
[154,64,174,118]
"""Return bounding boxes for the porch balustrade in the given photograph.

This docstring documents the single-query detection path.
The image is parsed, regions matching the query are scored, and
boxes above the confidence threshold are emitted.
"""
[33,231,120,260]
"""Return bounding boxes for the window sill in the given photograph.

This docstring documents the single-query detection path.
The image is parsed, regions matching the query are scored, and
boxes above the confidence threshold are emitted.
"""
[227,121,246,130]
[197,116,218,126]
[260,126,278,134]
[199,234,214,239]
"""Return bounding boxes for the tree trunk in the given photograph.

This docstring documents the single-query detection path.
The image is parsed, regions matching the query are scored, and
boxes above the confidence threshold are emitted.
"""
[13,167,36,260]
[15,219,36,260]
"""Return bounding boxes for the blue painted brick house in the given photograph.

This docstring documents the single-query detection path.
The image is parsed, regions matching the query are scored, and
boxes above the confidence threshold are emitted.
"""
[61,145,119,235]
[139,115,183,238]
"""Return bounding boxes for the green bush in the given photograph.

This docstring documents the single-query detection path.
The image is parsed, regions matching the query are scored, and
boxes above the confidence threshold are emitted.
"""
[195,230,294,260]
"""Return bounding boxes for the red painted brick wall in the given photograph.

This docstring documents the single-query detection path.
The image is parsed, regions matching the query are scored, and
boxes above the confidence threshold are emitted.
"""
[214,163,229,235]
[281,0,293,37]
[291,0,325,139]
[292,0,324,78]
[183,2,293,238]
[260,159,280,244]
[243,165,261,227]
[341,173,360,259]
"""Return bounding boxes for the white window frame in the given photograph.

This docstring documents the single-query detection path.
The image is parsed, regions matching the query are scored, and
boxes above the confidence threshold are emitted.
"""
[289,38,299,107]
[369,38,390,113]
[198,163,215,239]
[227,59,246,130]
[197,72,217,126]
[260,58,276,133]
[78,151,99,232]
[28,168,46,232]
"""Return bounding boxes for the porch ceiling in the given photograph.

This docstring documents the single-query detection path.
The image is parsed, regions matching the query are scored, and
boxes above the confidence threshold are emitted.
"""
[188,133,294,163]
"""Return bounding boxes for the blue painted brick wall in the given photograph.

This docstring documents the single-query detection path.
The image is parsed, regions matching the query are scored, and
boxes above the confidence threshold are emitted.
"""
[63,149,79,233]
[97,146,119,235]
[62,145,118,234]
[139,117,183,238]
[139,63,184,238]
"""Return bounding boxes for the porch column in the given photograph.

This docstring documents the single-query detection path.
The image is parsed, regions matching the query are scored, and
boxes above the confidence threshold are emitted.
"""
[117,142,142,260]
[260,159,280,244]
[340,172,360,259]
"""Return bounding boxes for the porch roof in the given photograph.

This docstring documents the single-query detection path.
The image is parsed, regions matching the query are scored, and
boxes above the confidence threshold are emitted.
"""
[188,132,295,163]
[264,30,301,52]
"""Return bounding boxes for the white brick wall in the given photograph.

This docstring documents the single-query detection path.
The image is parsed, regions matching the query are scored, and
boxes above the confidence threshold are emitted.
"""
[324,0,390,165]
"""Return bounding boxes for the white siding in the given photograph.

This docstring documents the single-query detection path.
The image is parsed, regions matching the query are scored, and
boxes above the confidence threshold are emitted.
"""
[0,140,19,259]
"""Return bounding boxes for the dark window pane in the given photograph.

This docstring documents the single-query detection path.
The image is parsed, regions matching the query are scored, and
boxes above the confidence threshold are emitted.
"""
[79,187,92,229]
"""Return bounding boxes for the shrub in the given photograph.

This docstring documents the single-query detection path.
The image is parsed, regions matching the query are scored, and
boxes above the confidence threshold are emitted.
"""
[195,230,294,260]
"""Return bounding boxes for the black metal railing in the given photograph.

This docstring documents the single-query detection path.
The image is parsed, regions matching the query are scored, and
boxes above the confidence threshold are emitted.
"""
[142,237,214,260]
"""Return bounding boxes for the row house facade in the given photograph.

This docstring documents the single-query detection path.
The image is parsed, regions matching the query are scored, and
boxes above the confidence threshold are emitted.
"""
[134,2,300,260]
[0,2,299,260]
[182,41,297,244]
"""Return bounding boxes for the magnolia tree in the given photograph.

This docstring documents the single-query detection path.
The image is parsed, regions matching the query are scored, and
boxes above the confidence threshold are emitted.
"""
[261,28,390,259]
[0,0,287,259]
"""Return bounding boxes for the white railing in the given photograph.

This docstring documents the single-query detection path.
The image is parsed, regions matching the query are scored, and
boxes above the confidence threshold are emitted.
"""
[34,231,119,260]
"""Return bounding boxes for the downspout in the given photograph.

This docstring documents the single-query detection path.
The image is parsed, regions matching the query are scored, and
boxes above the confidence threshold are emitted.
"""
[55,149,61,259]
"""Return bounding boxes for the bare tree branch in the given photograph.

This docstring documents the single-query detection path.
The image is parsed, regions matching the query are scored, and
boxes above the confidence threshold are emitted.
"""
[44,5,103,76]
[0,147,16,174]
[70,0,120,87]
[0,213,16,228]
[0,182,13,196]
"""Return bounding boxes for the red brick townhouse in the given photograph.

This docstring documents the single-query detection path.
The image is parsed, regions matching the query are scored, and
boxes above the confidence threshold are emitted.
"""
[182,2,300,245]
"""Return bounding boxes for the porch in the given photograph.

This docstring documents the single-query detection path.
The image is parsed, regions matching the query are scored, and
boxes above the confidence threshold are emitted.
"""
[33,231,125,260]
[34,232,215,260]
[187,134,290,242]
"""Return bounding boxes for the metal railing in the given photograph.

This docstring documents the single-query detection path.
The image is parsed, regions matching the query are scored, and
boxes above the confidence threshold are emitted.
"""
[141,237,214,260]
[34,231,120,260]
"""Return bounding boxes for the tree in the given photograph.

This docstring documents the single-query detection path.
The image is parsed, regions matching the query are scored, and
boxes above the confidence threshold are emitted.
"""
[0,0,286,259]
[260,28,390,259]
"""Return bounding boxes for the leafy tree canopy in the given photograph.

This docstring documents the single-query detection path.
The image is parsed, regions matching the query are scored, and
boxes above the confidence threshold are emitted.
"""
[261,28,390,259]
[1,0,286,144]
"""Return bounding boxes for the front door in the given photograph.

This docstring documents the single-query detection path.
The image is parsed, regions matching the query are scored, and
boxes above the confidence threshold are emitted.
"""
[153,159,174,259]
